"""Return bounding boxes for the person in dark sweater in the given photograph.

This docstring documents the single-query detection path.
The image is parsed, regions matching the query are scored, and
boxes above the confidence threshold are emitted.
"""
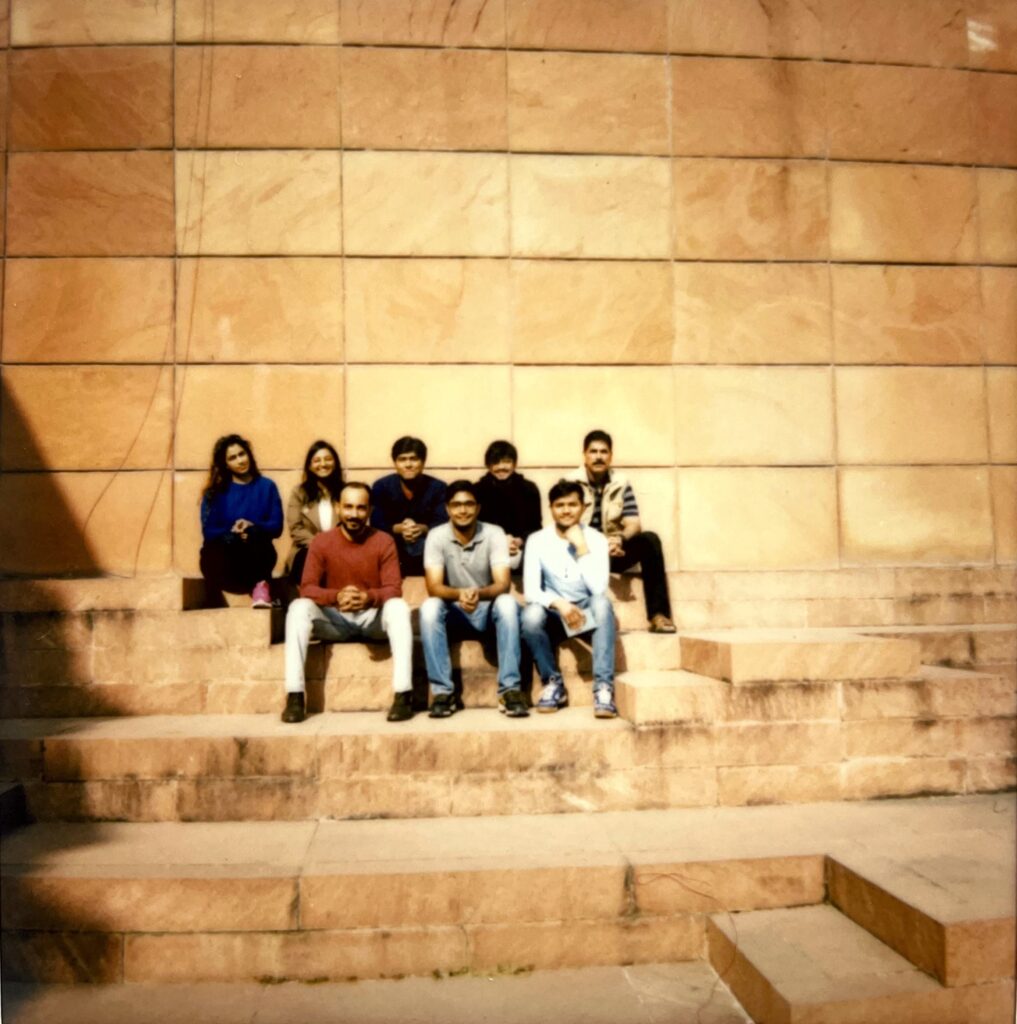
[474,440,542,571]
[370,436,447,576]
[199,434,283,607]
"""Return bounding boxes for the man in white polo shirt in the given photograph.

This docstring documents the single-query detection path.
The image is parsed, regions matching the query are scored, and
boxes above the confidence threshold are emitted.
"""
[521,479,617,719]
[419,479,527,719]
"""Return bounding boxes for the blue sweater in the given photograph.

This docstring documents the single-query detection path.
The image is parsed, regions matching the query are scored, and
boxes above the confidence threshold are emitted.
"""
[201,477,284,542]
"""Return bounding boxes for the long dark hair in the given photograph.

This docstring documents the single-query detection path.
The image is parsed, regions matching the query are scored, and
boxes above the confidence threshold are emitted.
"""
[202,434,260,501]
[299,439,344,503]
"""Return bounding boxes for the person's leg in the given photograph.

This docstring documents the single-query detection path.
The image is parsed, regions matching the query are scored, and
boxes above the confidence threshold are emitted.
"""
[284,597,333,695]
[588,593,617,689]
[199,538,231,596]
[611,531,672,622]
[419,597,455,698]
[376,598,413,694]
[211,534,277,594]
[489,593,522,695]
[289,546,309,585]
[520,604,560,683]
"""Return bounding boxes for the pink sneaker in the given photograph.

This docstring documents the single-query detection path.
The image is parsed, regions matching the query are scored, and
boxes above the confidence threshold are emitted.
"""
[251,581,272,608]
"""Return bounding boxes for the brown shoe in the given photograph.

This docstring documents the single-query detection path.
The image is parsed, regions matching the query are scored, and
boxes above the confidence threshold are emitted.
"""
[649,614,677,634]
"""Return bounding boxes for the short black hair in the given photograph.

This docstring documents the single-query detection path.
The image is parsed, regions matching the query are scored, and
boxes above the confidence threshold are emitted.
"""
[391,436,427,461]
[548,479,585,504]
[445,480,478,504]
[340,481,372,503]
[583,429,613,451]
[484,439,518,467]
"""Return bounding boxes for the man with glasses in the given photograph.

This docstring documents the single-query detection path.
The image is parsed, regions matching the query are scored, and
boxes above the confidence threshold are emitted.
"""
[419,480,527,719]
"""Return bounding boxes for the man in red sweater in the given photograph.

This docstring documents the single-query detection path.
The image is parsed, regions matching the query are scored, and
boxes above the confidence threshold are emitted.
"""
[282,482,414,724]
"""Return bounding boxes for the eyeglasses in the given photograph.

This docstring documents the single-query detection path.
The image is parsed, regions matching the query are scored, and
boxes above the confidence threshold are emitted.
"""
[448,500,478,510]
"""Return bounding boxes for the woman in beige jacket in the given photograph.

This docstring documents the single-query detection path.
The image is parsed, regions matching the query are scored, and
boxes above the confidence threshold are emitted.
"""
[286,439,344,583]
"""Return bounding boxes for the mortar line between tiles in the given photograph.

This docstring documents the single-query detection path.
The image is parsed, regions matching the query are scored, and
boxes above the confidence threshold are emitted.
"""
[6,254,1013,269]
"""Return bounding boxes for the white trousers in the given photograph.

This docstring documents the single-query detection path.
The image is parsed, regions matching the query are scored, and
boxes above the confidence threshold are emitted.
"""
[284,597,412,694]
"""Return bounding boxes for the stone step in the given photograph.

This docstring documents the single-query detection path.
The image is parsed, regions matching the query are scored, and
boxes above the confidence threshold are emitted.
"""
[1,795,1010,990]
[827,838,1016,988]
[618,665,1016,727]
[0,577,183,613]
[3,706,1013,822]
[0,812,825,984]
[854,624,1017,669]
[0,964,753,1024]
[679,628,922,684]
[707,904,1014,1024]
[0,629,681,716]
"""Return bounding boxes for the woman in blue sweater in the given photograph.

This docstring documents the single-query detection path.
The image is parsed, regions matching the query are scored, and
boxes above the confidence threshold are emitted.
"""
[199,434,283,607]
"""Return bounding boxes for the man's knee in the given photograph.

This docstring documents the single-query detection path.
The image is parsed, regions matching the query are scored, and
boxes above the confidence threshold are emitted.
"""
[419,596,446,628]
[520,603,547,635]
[286,597,317,631]
[590,592,613,624]
[382,597,411,629]
[640,531,662,554]
[492,593,519,622]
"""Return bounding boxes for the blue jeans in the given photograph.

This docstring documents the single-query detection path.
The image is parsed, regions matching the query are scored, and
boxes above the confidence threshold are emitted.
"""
[419,593,522,697]
[520,594,616,689]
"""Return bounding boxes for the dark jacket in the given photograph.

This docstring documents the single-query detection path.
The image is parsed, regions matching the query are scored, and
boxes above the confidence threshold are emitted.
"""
[370,473,448,557]
[474,472,542,541]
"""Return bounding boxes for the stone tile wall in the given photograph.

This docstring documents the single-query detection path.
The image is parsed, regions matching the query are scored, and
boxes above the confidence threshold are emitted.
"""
[0,0,1013,582]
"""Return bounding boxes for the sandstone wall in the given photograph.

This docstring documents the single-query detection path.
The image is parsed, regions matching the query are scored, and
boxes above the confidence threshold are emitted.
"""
[0,0,1014,586]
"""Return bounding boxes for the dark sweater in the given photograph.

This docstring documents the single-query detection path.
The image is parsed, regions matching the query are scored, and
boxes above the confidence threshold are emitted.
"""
[474,472,542,541]
[370,473,448,558]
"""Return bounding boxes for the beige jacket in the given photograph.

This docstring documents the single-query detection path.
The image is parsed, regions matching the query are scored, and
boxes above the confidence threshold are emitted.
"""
[285,485,340,572]
[567,466,630,537]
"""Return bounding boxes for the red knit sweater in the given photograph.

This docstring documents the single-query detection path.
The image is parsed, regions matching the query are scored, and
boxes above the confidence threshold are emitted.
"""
[299,527,402,608]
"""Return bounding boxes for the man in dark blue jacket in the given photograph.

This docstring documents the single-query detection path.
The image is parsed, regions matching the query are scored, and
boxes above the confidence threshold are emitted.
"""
[370,436,447,576]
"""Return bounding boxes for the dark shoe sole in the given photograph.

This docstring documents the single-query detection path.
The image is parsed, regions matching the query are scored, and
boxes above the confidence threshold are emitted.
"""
[428,706,455,718]
[594,707,618,719]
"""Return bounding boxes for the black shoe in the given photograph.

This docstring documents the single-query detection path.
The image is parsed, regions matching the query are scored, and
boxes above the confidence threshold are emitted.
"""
[281,692,305,724]
[499,689,530,718]
[387,691,414,722]
[428,693,456,718]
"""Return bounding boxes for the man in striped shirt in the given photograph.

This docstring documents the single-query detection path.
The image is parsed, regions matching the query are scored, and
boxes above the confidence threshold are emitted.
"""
[570,429,676,634]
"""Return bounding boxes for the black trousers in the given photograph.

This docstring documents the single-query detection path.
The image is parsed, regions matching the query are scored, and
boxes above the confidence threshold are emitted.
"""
[289,546,310,584]
[610,531,672,620]
[200,534,277,594]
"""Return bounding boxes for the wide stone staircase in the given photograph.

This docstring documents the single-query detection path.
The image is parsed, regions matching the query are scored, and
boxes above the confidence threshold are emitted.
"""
[0,573,1014,1022]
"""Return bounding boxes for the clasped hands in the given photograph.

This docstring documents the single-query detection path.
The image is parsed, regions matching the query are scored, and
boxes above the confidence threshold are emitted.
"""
[398,519,426,544]
[230,518,254,540]
[336,586,369,612]
[456,587,480,614]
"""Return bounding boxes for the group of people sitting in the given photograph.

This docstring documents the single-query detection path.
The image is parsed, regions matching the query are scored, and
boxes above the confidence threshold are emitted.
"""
[199,431,676,725]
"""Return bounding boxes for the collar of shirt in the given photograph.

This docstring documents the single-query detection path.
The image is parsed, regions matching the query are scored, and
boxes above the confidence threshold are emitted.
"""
[451,521,485,550]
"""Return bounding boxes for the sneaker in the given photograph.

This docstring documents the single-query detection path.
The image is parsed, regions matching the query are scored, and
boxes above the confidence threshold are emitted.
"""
[386,691,414,722]
[251,580,272,608]
[281,692,305,724]
[536,678,568,713]
[649,614,676,634]
[498,688,530,718]
[593,685,618,719]
[428,693,456,718]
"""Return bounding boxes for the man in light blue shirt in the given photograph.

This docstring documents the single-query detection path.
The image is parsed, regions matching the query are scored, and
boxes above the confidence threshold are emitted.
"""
[521,479,617,718]
[421,480,526,719]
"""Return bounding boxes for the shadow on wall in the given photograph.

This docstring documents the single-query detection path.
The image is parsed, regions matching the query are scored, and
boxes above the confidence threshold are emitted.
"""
[0,382,102,577]
[0,377,139,999]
